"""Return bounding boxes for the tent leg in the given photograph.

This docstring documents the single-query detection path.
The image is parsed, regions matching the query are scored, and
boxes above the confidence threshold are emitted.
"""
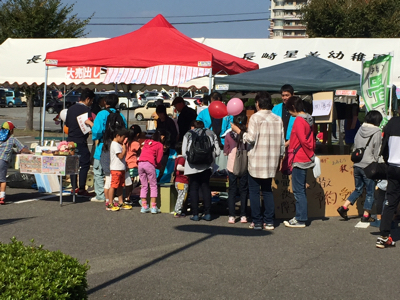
[208,68,212,95]
[40,66,49,146]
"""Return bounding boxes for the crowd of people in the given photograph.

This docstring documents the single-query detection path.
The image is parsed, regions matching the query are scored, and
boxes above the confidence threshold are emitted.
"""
[1,85,399,249]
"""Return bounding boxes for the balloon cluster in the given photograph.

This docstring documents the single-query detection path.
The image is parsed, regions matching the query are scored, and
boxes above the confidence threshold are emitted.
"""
[208,98,243,119]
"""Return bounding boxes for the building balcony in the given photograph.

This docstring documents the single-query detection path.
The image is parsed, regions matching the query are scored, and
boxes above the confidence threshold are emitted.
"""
[282,35,307,38]
[284,14,301,20]
[273,25,284,30]
[283,25,306,30]
[271,15,285,20]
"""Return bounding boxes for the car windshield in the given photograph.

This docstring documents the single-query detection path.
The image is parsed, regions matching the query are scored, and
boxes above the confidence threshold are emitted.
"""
[5,92,13,97]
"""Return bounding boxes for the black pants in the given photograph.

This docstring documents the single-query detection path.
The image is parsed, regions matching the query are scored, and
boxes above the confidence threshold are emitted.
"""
[380,166,400,236]
[228,171,248,217]
[70,142,91,191]
[189,169,212,216]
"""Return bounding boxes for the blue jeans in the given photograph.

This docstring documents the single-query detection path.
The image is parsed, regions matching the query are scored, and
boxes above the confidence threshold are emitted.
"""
[248,174,274,225]
[292,167,308,222]
[348,166,375,211]
[93,159,105,200]
[228,171,248,217]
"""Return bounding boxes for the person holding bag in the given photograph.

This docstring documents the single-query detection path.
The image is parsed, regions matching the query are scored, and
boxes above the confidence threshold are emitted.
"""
[283,96,315,228]
[224,113,249,224]
[337,110,382,222]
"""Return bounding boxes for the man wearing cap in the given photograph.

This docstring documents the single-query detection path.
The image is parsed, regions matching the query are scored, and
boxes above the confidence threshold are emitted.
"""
[0,121,30,204]
[172,96,197,142]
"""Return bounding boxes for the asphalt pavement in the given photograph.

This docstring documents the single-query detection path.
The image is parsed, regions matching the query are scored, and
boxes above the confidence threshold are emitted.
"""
[1,107,400,299]
[1,190,400,299]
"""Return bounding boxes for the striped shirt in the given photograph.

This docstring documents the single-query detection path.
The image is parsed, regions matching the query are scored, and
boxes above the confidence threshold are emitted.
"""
[243,110,285,179]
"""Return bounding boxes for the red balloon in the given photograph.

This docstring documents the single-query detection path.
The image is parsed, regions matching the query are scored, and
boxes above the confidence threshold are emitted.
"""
[208,101,228,119]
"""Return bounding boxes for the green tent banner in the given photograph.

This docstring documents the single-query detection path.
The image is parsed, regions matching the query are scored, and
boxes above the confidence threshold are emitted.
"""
[361,54,392,127]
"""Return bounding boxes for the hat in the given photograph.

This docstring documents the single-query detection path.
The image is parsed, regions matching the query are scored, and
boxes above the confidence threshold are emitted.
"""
[172,96,184,106]
[2,121,15,131]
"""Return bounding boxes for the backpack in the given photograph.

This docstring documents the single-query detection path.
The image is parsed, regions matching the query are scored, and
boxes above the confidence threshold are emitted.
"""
[0,129,10,142]
[186,129,214,165]
[105,108,125,131]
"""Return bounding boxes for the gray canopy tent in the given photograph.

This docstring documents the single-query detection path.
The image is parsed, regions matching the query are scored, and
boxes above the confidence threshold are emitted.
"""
[214,56,360,93]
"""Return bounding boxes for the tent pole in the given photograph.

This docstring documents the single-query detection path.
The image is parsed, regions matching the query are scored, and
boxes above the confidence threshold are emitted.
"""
[388,52,394,118]
[41,66,49,146]
[208,68,212,95]
[63,85,66,140]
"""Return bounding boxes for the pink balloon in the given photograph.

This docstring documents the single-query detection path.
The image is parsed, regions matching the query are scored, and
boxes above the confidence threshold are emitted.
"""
[209,101,228,119]
[227,98,244,116]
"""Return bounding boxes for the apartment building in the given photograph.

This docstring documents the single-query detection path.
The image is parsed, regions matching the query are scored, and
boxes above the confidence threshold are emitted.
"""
[269,0,308,39]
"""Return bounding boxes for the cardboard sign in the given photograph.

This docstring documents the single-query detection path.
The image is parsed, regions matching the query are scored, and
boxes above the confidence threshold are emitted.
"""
[273,155,363,218]
[312,92,334,123]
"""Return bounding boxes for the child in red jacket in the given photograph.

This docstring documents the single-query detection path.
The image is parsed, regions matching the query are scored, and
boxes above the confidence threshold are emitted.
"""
[283,96,315,228]
[138,131,164,214]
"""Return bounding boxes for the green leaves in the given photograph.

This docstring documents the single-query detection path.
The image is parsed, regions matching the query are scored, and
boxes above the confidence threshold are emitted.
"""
[0,237,89,299]
[0,0,93,44]
[301,0,400,38]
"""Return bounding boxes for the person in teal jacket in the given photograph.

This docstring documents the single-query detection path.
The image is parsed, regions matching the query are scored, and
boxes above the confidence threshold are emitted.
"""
[272,84,296,142]
[91,94,127,202]
[196,92,233,146]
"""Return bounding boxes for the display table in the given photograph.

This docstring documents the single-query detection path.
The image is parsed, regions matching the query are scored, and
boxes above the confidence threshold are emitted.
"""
[18,155,79,206]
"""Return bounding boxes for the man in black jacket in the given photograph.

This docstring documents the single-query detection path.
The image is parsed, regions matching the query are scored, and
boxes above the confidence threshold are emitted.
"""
[172,96,197,142]
[376,116,400,248]
[65,88,95,197]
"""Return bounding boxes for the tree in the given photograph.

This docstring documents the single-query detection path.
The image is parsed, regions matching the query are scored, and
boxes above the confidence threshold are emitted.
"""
[0,0,93,130]
[300,0,400,38]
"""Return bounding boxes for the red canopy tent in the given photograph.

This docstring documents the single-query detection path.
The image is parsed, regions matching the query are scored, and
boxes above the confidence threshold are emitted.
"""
[41,14,258,143]
[45,14,259,75]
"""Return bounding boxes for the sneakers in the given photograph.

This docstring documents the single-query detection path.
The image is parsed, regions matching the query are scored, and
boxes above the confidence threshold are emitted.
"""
[284,217,306,228]
[124,199,133,206]
[174,212,186,218]
[361,214,375,222]
[228,216,235,224]
[0,197,5,205]
[264,223,274,230]
[376,236,396,249]
[106,203,120,211]
[337,206,349,219]
[151,207,160,214]
[140,206,150,213]
[77,189,96,197]
[90,197,106,202]
[190,215,200,221]
[240,216,248,223]
[118,203,132,210]
[202,214,211,221]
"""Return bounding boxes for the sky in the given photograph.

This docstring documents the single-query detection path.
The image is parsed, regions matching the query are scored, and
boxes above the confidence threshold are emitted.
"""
[65,0,270,39]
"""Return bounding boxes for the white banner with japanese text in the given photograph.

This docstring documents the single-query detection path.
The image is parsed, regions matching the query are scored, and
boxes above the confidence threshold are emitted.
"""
[361,55,392,126]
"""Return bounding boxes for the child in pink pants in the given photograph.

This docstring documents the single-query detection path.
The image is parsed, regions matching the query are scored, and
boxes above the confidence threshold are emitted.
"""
[138,131,164,214]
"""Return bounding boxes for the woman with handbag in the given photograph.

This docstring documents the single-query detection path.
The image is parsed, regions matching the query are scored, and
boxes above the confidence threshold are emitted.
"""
[224,113,249,224]
[337,110,382,222]
[283,96,316,228]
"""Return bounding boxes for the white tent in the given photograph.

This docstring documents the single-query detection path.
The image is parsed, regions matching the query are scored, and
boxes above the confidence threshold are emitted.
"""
[0,38,108,88]
[193,37,400,86]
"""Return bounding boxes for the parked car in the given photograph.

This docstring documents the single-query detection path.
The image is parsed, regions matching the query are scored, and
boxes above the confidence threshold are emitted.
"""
[134,100,174,121]
[138,91,170,106]
[46,95,80,114]
[94,92,139,110]
[0,89,23,107]
[0,90,6,108]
